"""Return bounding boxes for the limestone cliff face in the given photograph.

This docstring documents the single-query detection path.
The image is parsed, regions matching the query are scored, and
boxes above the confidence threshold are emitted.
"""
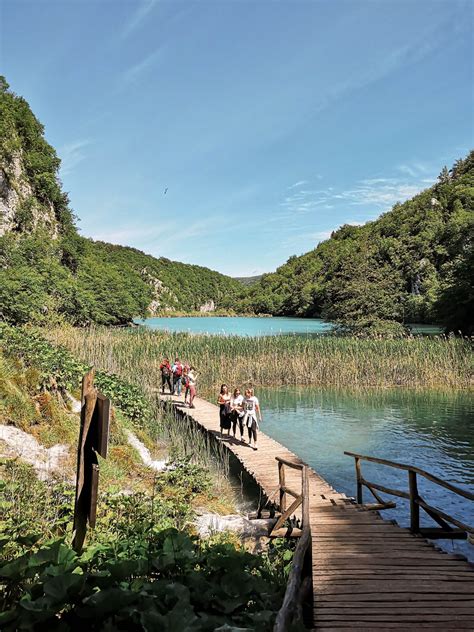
[0,153,58,237]
[199,300,215,313]
[141,267,178,315]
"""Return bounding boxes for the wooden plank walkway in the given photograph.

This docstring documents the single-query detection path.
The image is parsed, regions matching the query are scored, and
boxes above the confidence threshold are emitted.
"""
[161,393,474,630]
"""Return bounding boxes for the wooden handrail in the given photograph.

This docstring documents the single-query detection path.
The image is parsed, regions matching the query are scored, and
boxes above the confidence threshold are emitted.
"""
[361,478,410,500]
[345,451,474,539]
[273,458,311,632]
[344,451,474,500]
[273,526,311,632]
[275,456,304,470]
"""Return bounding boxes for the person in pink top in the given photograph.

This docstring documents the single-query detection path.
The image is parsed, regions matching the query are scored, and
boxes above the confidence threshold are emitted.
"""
[188,366,197,408]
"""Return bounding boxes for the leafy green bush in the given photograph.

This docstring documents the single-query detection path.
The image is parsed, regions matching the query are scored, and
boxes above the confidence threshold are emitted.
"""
[0,324,151,423]
[0,461,290,631]
[0,529,285,631]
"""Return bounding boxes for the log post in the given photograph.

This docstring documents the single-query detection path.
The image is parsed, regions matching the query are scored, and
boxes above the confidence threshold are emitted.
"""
[355,457,363,504]
[302,465,309,530]
[409,469,420,534]
[279,460,286,513]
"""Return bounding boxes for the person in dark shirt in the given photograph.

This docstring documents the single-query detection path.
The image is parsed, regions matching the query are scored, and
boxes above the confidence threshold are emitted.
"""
[160,358,172,394]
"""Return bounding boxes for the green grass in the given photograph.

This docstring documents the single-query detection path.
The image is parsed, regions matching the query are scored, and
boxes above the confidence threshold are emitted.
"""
[45,325,473,394]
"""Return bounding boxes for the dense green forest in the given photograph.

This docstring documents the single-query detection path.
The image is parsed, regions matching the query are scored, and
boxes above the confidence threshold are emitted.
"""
[0,77,241,326]
[226,153,474,334]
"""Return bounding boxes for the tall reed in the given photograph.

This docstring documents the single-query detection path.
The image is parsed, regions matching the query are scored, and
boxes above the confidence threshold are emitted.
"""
[45,326,473,394]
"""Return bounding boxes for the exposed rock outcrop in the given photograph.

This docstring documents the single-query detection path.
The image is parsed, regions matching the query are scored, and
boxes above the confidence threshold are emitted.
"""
[199,299,215,313]
[0,425,70,481]
[0,154,58,237]
[141,267,178,315]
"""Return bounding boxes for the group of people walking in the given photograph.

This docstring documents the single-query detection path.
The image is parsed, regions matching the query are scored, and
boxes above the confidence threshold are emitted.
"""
[160,357,197,408]
[218,385,262,450]
[160,360,262,448]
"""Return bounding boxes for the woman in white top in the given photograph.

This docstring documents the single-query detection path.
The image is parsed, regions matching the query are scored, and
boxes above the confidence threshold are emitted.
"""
[229,388,245,440]
[242,388,262,450]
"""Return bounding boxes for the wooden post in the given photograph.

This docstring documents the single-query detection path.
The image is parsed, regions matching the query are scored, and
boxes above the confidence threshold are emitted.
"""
[409,469,420,534]
[279,460,286,513]
[355,457,363,504]
[72,369,110,552]
[302,465,309,530]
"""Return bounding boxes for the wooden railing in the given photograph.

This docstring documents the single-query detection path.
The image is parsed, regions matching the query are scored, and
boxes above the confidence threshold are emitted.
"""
[345,451,474,540]
[270,456,309,537]
[273,457,312,632]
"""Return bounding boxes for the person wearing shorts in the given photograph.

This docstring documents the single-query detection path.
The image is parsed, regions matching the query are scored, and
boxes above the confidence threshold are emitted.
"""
[229,388,245,440]
[188,366,197,408]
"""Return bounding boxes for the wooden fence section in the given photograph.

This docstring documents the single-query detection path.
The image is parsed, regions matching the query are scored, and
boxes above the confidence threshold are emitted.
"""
[160,393,474,630]
[345,451,474,540]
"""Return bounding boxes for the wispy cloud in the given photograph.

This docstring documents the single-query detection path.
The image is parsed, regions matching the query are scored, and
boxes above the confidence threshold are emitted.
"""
[122,0,159,39]
[90,214,224,259]
[288,180,308,190]
[279,161,438,219]
[122,46,166,83]
[59,139,92,177]
[309,19,453,118]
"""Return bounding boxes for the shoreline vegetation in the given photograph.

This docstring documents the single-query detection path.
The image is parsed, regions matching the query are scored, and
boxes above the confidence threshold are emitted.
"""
[45,325,472,392]
[0,324,294,630]
[135,310,272,319]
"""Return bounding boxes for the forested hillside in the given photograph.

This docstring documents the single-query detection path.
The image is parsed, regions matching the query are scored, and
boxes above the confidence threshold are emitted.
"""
[229,153,474,334]
[0,78,241,326]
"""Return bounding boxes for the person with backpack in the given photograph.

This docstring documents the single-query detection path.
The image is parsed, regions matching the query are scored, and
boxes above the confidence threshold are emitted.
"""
[172,357,183,395]
[160,357,172,394]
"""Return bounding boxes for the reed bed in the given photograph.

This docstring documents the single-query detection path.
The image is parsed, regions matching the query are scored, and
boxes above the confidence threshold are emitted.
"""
[45,325,473,395]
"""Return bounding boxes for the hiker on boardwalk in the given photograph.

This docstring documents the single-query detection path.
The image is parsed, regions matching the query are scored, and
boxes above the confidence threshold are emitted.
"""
[182,366,190,404]
[172,357,183,395]
[242,388,262,450]
[217,384,232,436]
[160,358,172,394]
[229,388,245,441]
[188,366,197,408]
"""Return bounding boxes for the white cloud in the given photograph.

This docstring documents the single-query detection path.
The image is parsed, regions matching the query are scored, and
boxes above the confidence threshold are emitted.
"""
[59,139,92,176]
[122,0,159,39]
[287,180,308,190]
[122,46,166,83]
[90,214,225,259]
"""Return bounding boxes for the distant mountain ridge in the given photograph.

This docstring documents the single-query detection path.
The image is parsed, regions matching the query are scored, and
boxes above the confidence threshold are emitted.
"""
[0,77,242,326]
[233,275,263,286]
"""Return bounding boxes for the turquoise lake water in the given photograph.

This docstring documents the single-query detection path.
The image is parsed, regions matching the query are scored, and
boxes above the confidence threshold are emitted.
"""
[135,316,440,336]
[258,387,474,560]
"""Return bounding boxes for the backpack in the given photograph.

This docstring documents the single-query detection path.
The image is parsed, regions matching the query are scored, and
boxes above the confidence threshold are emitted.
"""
[174,363,183,377]
[161,364,170,377]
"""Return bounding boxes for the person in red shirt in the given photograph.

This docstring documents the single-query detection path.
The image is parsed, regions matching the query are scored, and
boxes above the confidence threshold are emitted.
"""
[160,358,172,394]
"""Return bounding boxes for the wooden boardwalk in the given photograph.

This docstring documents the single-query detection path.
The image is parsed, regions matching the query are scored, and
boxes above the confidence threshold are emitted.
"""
[161,393,474,630]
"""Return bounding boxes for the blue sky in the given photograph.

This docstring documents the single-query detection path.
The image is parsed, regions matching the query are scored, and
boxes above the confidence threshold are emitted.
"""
[1,0,473,276]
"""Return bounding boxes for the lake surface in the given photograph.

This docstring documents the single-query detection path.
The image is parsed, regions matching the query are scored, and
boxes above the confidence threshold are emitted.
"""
[135,316,440,336]
[258,387,474,560]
